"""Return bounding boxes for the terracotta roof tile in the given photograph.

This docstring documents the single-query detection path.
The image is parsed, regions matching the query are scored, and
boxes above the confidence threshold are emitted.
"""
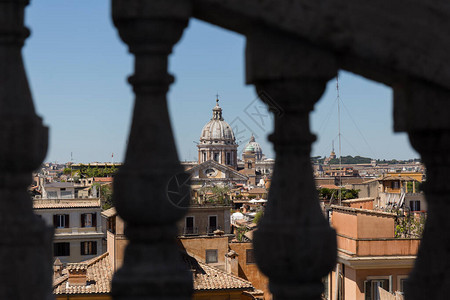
[53,252,112,295]
[248,188,267,194]
[319,184,340,190]
[55,252,253,296]
[34,199,101,209]
[182,252,253,291]
[193,261,253,291]
[94,177,114,182]
[101,207,117,218]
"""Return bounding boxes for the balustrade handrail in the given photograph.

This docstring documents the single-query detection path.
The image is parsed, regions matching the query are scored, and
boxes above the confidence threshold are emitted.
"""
[182,226,199,236]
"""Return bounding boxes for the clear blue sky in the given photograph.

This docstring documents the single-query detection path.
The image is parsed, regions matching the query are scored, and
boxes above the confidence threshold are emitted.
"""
[23,0,418,163]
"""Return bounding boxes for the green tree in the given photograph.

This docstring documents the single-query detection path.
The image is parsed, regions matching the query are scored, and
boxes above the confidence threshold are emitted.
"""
[328,155,371,164]
[198,185,231,204]
[253,210,264,224]
[92,183,114,210]
[211,185,231,204]
[317,188,359,200]
[395,211,426,238]
[235,226,250,242]
[406,181,422,193]
[341,188,359,200]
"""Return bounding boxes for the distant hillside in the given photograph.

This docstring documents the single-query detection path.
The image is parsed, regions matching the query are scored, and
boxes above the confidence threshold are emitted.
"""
[328,155,371,164]
[311,156,420,165]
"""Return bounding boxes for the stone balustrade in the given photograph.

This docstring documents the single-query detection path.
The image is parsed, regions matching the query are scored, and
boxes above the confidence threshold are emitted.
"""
[1,1,450,300]
[0,0,53,299]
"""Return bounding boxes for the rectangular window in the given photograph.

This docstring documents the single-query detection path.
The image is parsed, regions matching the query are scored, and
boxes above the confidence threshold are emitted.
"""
[322,276,329,300]
[60,190,73,199]
[214,153,219,162]
[47,191,58,199]
[364,276,391,300]
[80,241,97,255]
[184,216,195,234]
[53,242,70,256]
[246,249,255,264]
[392,181,400,189]
[107,217,116,234]
[53,214,69,228]
[205,249,218,264]
[398,277,408,294]
[410,200,421,211]
[226,152,231,165]
[208,215,217,234]
[81,213,97,228]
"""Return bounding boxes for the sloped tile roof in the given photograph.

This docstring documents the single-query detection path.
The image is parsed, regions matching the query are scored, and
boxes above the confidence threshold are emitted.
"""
[54,251,253,295]
[193,261,253,291]
[101,207,117,218]
[53,252,112,295]
[182,252,253,291]
[247,187,267,194]
[318,184,340,190]
[34,199,101,209]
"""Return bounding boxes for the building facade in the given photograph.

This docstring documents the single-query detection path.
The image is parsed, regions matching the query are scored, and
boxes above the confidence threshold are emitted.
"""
[329,205,419,299]
[34,199,104,263]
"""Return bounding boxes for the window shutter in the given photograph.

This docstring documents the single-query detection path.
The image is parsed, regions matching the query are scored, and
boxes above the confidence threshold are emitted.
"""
[81,214,85,227]
[93,241,97,255]
[65,214,70,228]
[53,215,58,228]
[80,242,85,255]
[92,213,97,227]
[364,280,371,300]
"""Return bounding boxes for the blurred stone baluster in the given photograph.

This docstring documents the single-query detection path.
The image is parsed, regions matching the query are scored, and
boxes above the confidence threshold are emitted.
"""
[247,31,338,299]
[0,0,53,299]
[111,0,193,299]
[394,81,450,300]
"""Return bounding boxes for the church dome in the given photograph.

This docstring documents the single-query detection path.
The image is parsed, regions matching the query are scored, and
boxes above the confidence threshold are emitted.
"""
[243,134,264,160]
[245,144,255,152]
[200,99,236,144]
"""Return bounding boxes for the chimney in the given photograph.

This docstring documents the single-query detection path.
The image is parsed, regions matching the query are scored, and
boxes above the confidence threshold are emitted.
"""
[225,250,239,276]
[53,258,63,278]
[67,264,88,286]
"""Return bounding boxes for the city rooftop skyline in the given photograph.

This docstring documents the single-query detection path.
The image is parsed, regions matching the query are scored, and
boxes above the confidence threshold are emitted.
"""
[24,0,418,163]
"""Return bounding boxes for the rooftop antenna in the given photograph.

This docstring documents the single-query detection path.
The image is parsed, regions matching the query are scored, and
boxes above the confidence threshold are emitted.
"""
[70,152,73,180]
[337,74,342,206]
